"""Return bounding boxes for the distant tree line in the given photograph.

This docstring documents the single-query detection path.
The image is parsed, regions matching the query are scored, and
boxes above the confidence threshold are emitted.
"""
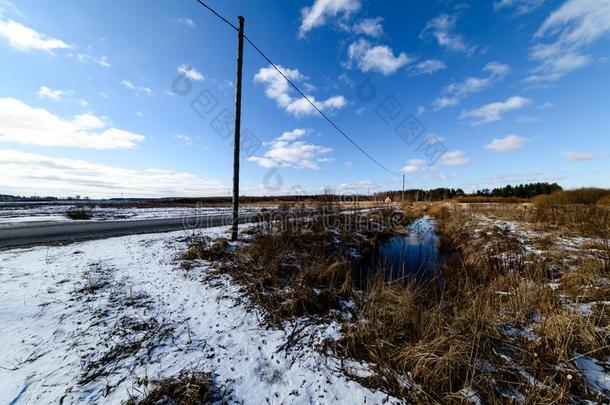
[473,182,563,199]
[1,182,564,204]
[373,188,466,202]
[371,183,563,202]
[0,194,60,202]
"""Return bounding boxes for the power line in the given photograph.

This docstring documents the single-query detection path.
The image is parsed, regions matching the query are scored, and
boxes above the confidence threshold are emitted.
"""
[190,0,400,176]
[243,36,400,176]
[192,0,238,31]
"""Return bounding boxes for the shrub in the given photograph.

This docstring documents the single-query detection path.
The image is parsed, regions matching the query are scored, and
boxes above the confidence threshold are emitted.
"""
[454,196,527,204]
[598,195,610,206]
[534,188,610,206]
[181,237,229,261]
[65,208,93,220]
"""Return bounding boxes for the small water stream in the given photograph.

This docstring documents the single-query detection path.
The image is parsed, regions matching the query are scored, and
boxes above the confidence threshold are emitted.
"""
[365,216,446,284]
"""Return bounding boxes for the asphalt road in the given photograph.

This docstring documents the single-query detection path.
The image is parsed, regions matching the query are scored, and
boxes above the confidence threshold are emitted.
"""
[0,213,260,249]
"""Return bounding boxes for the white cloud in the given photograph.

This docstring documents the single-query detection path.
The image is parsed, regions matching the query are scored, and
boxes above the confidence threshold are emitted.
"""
[38,86,89,107]
[401,159,426,174]
[482,172,566,186]
[0,149,225,198]
[337,73,354,87]
[175,134,192,146]
[562,151,610,161]
[277,128,306,142]
[439,150,470,166]
[248,129,332,169]
[0,97,145,149]
[527,43,590,83]
[536,0,610,45]
[0,18,70,52]
[528,0,610,83]
[494,0,546,14]
[460,96,531,125]
[91,55,110,68]
[254,65,346,117]
[485,134,530,152]
[346,39,411,75]
[425,133,445,144]
[0,17,110,69]
[299,0,361,37]
[122,80,153,96]
[71,53,111,68]
[421,13,472,53]
[412,59,446,75]
[38,86,68,101]
[337,180,379,193]
[433,96,460,110]
[284,96,346,116]
[0,1,22,17]
[351,17,384,37]
[433,61,509,110]
[420,173,459,181]
[176,18,196,28]
[178,64,204,81]
[484,61,511,77]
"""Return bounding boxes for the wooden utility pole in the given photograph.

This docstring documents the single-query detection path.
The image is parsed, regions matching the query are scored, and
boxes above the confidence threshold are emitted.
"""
[402,174,405,203]
[231,16,245,241]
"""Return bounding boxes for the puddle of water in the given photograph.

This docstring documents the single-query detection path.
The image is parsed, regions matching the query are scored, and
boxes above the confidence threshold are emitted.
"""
[361,216,446,284]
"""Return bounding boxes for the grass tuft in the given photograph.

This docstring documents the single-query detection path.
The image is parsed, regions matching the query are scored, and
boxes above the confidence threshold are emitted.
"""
[128,370,221,405]
[181,237,230,262]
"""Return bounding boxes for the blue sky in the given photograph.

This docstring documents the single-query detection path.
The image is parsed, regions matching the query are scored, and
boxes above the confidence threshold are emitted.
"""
[0,0,609,198]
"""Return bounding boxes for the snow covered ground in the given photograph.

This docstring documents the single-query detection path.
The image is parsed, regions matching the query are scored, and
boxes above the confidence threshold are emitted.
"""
[470,213,610,399]
[0,204,274,226]
[0,226,398,404]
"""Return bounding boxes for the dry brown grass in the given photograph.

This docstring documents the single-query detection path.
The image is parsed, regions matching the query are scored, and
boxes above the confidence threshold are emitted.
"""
[128,370,221,405]
[336,278,509,402]
[534,188,610,206]
[341,204,610,402]
[197,204,610,402]
[560,256,610,302]
[181,237,230,262]
[217,209,415,325]
[218,213,406,324]
[598,195,610,206]
[489,274,558,326]
[535,309,604,363]
[454,196,528,204]
[458,200,610,239]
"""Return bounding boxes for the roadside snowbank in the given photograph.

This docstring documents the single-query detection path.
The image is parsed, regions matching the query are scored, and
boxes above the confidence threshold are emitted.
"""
[0,227,398,404]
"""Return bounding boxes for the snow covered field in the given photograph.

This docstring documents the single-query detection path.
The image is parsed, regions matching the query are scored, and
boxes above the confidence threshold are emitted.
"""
[0,226,398,404]
[0,204,274,227]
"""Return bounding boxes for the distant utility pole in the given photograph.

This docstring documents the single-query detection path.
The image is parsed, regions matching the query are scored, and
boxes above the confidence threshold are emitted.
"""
[231,16,245,241]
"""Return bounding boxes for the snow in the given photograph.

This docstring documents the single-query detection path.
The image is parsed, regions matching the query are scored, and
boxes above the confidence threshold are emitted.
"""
[457,387,482,404]
[0,204,275,227]
[576,356,610,396]
[0,227,399,404]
